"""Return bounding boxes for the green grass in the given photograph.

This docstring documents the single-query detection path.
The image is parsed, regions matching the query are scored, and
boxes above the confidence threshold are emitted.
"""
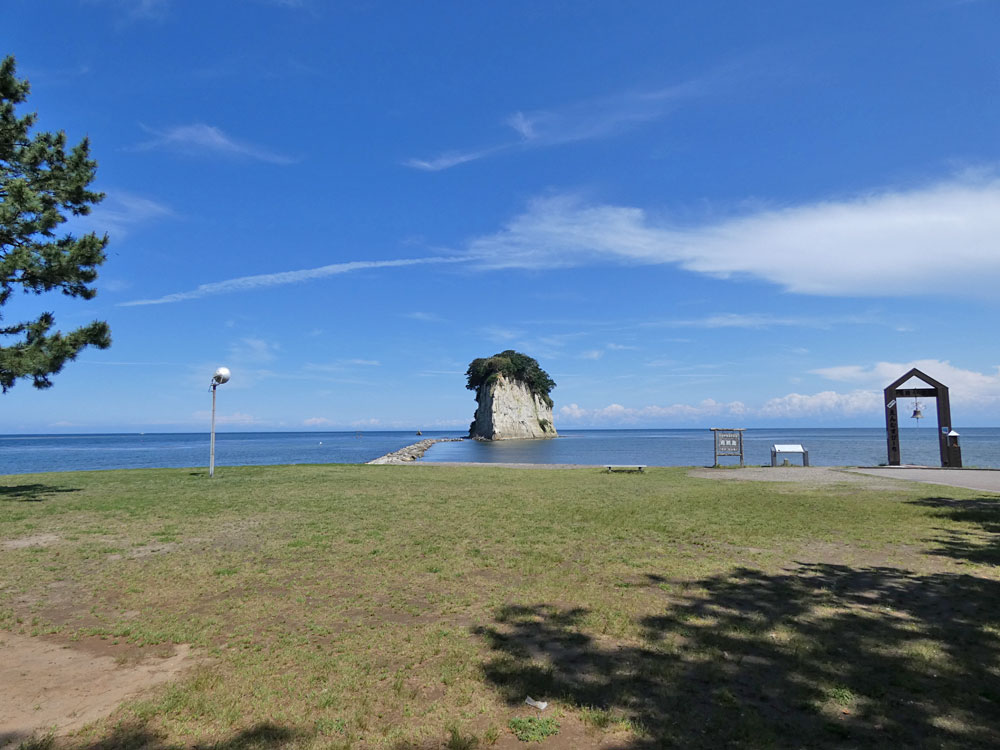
[508,716,559,742]
[1,464,999,748]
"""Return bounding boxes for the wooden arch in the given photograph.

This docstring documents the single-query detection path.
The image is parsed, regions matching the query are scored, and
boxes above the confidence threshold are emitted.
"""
[884,368,962,467]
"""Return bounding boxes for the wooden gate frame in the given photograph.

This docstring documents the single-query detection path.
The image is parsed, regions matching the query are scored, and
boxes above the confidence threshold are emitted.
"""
[884,368,962,467]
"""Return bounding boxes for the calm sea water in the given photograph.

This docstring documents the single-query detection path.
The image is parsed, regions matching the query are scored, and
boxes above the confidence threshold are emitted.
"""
[0,431,458,475]
[1,427,999,475]
[424,428,1000,468]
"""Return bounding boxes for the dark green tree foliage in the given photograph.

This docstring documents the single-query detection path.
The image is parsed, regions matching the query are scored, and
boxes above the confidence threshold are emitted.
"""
[0,56,110,393]
[465,350,556,407]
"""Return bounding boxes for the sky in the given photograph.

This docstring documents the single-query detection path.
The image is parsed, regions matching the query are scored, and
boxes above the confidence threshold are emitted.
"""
[3,0,1000,433]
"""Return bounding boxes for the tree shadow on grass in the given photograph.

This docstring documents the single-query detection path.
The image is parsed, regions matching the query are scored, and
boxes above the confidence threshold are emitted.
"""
[0,484,80,502]
[97,721,301,750]
[7,722,303,750]
[475,565,1000,748]
[908,496,1000,565]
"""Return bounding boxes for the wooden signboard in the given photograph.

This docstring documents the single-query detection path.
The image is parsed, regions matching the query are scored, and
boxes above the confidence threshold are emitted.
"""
[711,428,745,467]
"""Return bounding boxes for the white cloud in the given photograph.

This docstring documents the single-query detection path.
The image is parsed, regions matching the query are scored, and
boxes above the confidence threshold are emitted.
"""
[405,79,703,170]
[558,399,747,424]
[479,326,522,342]
[87,0,169,22]
[507,111,537,140]
[229,337,279,364]
[403,146,507,172]
[464,175,1000,296]
[756,390,882,419]
[580,349,604,360]
[120,256,467,306]
[559,393,873,424]
[405,311,445,322]
[70,191,172,239]
[304,417,333,426]
[132,123,295,165]
[192,410,258,425]
[657,313,866,329]
[556,361,1000,425]
[812,359,1000,405]
[119,172,1000,308]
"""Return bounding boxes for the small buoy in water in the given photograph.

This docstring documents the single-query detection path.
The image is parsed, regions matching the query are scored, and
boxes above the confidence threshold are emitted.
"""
[319,441,323,445]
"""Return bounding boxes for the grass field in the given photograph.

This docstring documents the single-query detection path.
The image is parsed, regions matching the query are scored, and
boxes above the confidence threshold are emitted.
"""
[2,464,999,749]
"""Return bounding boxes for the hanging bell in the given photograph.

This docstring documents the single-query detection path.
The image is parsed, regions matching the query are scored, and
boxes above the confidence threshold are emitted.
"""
[911,407,923,420]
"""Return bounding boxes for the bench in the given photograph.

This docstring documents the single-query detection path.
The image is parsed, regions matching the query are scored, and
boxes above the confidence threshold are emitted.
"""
[770,444,809,467]
[606,465,646,473]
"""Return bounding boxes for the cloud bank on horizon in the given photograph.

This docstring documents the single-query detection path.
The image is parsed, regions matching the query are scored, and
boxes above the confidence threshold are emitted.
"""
[555,359,1000,427]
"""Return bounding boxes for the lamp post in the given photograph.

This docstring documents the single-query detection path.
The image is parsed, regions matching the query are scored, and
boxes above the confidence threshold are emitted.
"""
[209,367,231,477]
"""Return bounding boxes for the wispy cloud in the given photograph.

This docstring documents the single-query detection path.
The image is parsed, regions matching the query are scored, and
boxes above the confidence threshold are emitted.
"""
[404,311,446,323]
[195,55,321,81]
[69,190,172,239]
[120,256,467,306]
[463,173,1000,297]
[191,410,259,425]
[88,0,170,22]
[479,326,522,342]
[303,359,380,374]
[403,146,508,172]
[405,79,705,171]
[131,123,295,164]
[229,337,280,364]
[649,313,873,330]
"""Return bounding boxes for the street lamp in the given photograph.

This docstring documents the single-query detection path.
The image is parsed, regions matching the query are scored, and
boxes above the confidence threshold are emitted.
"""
[209,367,231,478]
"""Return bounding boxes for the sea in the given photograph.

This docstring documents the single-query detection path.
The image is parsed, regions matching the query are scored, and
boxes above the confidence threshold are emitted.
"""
[1,427,999,475]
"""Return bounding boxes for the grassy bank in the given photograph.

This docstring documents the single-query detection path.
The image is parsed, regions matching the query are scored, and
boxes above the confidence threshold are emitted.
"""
[2,464,999,748]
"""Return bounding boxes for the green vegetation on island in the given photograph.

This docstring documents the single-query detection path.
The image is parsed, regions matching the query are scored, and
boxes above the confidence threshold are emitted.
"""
[465,349,556,407]
[2,464,999,748]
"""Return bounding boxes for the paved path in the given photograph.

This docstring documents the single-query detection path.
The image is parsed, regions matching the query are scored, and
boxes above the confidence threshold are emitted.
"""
[848,467,1000,493]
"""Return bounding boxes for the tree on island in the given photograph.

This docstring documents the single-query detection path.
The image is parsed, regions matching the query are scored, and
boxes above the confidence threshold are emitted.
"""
[465,350,556,407]
[0,55,110,393]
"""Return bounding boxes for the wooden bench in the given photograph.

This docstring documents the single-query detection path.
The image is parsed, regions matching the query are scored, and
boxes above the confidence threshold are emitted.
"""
[605,465,646,473]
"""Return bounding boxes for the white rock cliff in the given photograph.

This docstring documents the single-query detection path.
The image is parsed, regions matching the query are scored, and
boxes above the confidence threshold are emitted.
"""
[470,374,558,440]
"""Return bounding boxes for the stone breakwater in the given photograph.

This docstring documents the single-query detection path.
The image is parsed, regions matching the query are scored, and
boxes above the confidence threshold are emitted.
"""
[367,438,464,464]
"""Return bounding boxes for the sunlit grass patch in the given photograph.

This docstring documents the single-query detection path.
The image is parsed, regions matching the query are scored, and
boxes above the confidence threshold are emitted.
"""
[1,464,998,747]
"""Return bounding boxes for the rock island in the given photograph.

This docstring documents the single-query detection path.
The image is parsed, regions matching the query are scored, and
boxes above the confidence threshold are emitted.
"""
[466,350,558,440]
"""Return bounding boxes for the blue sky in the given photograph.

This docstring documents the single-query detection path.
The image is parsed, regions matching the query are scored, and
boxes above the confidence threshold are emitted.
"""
[4,0,1000,432]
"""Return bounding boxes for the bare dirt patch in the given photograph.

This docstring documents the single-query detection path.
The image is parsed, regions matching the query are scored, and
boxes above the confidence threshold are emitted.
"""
[687,466,912,490]
[0,632,193,748]
[3,533,60,551]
